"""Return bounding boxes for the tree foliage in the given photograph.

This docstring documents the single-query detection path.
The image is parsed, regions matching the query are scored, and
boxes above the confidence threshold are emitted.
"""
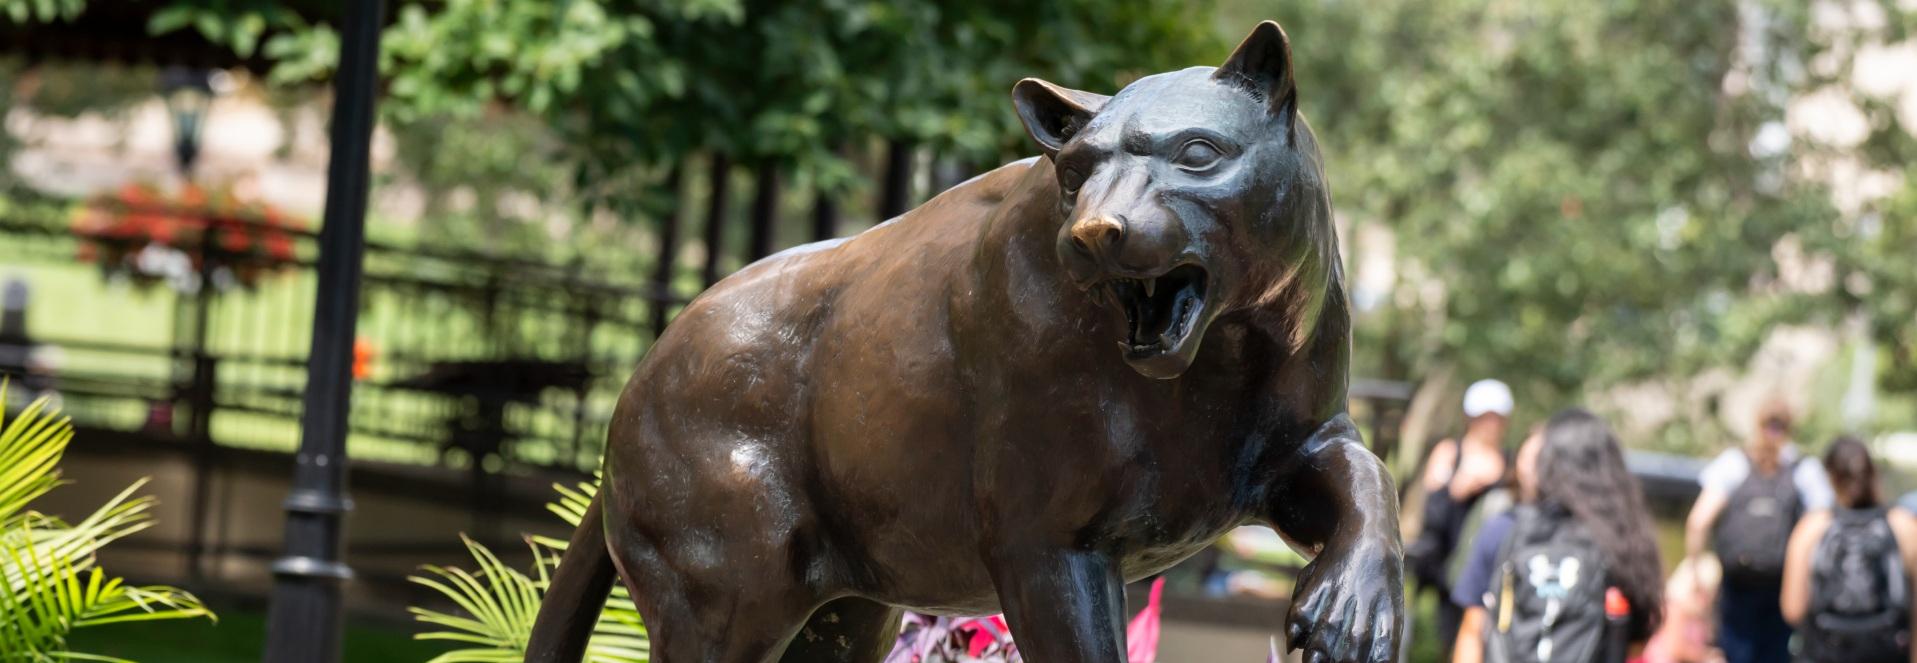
[1255,0,1860,416]
[84,0,1215,260]
[141,0,1217,194]
[12,0,1915,434]
[1788,1,1917,409]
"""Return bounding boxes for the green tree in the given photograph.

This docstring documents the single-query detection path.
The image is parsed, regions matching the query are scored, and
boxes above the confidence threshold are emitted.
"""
[116,0,1219,257]
[1238,0,1845,427]
[1788,1,1917,423]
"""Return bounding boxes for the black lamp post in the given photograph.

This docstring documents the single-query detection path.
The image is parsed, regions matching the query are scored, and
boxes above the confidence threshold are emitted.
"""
[159,68,214,178]
[261,0,384,659]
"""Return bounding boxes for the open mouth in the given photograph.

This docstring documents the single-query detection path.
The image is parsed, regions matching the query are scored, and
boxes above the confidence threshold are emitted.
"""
[1092,264,1210,358]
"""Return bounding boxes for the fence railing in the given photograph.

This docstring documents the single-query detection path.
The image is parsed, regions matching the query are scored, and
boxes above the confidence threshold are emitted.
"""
[0,193,675,477]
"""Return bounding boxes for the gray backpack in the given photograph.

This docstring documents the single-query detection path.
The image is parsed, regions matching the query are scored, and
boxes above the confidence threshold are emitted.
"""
[1712,453,1802,587]
[1482,506,1616,663]
[1801,507,1910,663]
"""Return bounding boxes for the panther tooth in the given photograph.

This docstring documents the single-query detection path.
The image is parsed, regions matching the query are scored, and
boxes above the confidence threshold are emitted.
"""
[1144,277,1156,298]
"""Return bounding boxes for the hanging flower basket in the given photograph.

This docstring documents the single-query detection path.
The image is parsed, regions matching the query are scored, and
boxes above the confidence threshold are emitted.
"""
[72,181,303,293]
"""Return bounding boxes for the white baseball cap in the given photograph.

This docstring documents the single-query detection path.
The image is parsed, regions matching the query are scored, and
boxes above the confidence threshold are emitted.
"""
[1463,379,1514,418]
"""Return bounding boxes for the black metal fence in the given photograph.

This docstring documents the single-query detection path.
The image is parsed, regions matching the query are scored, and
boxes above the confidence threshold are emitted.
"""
[0,195,673,477]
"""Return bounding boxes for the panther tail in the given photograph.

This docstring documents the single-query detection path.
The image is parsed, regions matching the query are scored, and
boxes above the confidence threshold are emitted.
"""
[525,492,617,663]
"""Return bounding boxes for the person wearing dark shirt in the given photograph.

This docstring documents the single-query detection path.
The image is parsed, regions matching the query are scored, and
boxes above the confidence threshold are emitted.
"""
[1410,379,1513,659]
[1452,410,1665,663]
[1450,426,1540,643]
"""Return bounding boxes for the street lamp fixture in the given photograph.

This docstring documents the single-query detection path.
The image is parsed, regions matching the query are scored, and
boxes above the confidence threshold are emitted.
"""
[159,68,214,179]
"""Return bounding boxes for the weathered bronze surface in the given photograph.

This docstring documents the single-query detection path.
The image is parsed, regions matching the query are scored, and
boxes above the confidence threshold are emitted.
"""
[529,21,1403,663]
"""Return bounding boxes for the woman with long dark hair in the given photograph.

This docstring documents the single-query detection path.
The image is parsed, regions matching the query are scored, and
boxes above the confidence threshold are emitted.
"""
[1452,408,1665,662]
[1779,436,1917,663]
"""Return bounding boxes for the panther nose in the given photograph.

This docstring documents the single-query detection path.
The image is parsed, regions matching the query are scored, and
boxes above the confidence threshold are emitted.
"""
[1069,214,1126,262]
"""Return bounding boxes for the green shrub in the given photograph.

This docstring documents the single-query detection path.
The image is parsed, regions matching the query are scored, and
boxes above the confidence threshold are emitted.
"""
[0,388,215,661]
[409,480,648,663]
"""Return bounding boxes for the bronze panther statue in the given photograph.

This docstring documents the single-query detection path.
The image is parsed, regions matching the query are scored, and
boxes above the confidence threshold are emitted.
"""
[528,21,1404,663]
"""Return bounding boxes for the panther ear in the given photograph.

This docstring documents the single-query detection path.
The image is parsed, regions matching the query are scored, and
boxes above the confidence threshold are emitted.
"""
[1215,20,1298,122]
[1011,78,1109,158]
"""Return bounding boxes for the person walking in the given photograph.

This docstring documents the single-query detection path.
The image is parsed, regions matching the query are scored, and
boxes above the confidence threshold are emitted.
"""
[1410,379,1515,659]
[1449,409,1665,663]
[1683,399,1834,663]
[1780,436,1917,663]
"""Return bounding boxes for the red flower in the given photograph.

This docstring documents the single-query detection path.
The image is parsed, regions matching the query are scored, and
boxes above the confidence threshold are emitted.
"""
[74,178,308,290]
[220,224,252,253]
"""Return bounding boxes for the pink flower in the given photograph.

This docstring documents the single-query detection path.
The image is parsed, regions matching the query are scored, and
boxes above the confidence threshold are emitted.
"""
[1125,577,1165,663]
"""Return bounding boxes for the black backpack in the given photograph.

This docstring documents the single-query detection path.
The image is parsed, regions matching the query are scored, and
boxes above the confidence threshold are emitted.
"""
[1800,507,1911,663]
[1712,453,1802,587]
[1482,506,1620,663]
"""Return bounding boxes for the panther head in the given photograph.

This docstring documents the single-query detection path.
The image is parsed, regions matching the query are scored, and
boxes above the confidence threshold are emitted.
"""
[1012,21,1341,380]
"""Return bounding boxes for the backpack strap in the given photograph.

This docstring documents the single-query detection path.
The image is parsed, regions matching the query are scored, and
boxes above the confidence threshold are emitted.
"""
[1489,507,1538,633]
[1782,454,1808,516]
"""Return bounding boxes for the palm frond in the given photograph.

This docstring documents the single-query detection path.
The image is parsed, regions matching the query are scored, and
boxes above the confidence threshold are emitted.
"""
[2,480,158,594]
[0,513,213,658]
[413,479,649,663]
[530,479,599,551]
[0,390,216,659]
[0,388,75,524]
[548,480,597,527]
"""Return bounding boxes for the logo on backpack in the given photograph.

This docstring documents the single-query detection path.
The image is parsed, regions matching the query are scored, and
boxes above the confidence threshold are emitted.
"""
[1484,506,1615,663]
[1523,554,1582,661]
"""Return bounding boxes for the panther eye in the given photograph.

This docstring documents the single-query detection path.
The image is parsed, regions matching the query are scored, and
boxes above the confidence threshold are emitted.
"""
[1172,139,1224,172]
[1060,167,1085,196]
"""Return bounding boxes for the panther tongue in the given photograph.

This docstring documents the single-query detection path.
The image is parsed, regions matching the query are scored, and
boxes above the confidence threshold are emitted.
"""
[1102,265,1208,354]
[1134,277,1188,349]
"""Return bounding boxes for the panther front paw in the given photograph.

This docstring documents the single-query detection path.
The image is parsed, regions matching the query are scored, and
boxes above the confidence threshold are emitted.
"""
[1284,539,1404,663]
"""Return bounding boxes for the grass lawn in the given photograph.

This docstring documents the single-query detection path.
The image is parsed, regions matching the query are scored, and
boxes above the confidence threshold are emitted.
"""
[64,606,446,663]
